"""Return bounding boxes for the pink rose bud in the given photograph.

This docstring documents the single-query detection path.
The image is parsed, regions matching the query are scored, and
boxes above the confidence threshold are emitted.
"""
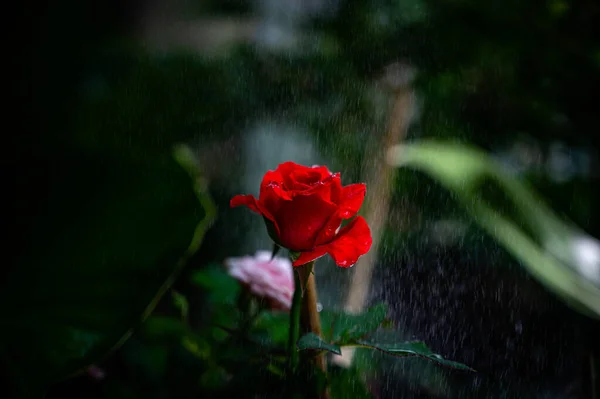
[225,251,295,311]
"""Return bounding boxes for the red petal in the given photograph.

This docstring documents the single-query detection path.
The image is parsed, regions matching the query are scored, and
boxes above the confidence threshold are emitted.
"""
[286,172,340,205]
[290,169,321,188]
[231,193,282,237]
[260,169,286,197]
[275,194,337,251]
[293,216,372,267]
[314,183,366,246]
[292,247,328,267]
[274,162,305,191]
[312,164,333,177]
[282,163,327,191]
[230,194,261,213]
[337,183,366,218]
[288,165,331,186]
[326,216,372,268]
[260,162,341,204]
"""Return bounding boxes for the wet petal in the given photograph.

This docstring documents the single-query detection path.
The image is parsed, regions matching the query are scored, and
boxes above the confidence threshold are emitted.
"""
[314,183,366,246]
[337,183,367,217]
[275,194,337,251]
[230,194,261,213]
[292,247,328,267]
[326,216,372,268]
[276,162,307,191]
[230,194,282,237]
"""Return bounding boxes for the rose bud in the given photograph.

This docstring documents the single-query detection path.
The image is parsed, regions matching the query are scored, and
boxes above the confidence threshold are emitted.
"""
[225,251,294,311]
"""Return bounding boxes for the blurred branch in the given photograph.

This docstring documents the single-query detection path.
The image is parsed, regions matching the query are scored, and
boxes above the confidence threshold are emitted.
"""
[334,63,416,367]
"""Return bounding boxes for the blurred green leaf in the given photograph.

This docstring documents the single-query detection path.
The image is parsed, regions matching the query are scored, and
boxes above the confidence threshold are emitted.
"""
[182,335,212,361]
[297,333,341,355]
[348,341,474,371]
[391,140,600,318]
[171,291,189,322]
[1,144,214,396]
[200,366,230,391]
[142,316,188,343]
[191,264,240,306]
[321,304,389,344]
[250,311,290,348]
[329,365,373,399]
[122,339,169,382]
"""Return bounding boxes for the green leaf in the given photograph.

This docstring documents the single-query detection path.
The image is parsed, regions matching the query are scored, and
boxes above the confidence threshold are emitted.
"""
[1,144,215,395]
[351,341,474,371]
[122,339,169,381]
[390,140,600,319]
[321,303,389,344]
[171,291,189,321]
[250,311,290,348]
[191,264,240,306]
[297,333,341,355]
[182,335,212,360]
[200,366,230,391]
[142,316,188,342]
[329,365,373,399]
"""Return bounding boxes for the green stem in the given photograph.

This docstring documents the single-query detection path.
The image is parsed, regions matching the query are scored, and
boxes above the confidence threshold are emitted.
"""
[288,269,302,370]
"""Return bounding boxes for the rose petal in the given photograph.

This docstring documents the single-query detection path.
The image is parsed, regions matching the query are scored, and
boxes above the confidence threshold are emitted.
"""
[260,170,292,200]
[336,183,367,217]
[300,172,340,202]
[261,182,291,211]
[230,194,261,213]
[286,171,341,204]
[293,216,372,267]
[231,194,283,238]
[314,183,366,246]
[292,247,328,267]
[275,194,337,251]
[262,167,284,183]
[225,252,294,310]
[289,169,322,187]
[273,162,304,191]
[285,165,325,190]
[325,216,372,268]
[311,165,333,178]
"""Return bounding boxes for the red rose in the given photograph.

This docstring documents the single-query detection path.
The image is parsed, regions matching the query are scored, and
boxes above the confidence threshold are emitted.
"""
[230,162,372,267]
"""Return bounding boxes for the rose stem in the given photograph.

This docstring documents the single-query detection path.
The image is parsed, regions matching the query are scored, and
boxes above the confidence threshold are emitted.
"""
[288,269,302,371]
[296,262,325,370]
[296,261,329,399]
